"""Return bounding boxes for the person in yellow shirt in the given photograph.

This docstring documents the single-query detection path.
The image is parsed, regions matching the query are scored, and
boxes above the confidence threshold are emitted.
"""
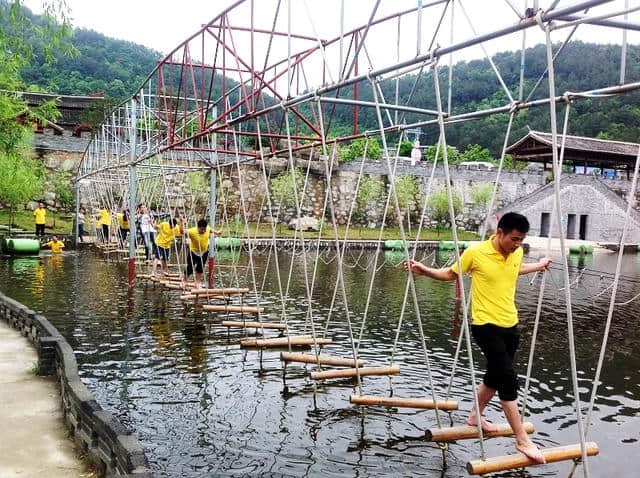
[44,235,65,253]
[117,210,130,246]
[405,212,551,464]
[33,202,46,236]
[98,207,112,243]
[152,216,181,277]
[181,218,222,288]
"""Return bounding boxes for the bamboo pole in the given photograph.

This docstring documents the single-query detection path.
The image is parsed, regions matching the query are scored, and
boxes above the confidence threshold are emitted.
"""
[203,305,264,314]
[425,422,535,442]
[240,336,333,348]
[192,288,250,295]
[280,352,363,367]
[466,442,599,475]
[222,320,286,329]
[350,394,458,411]
[311,366,400,380]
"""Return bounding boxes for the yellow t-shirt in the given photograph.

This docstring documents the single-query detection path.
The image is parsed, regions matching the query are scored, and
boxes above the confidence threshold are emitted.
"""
[451,236,523,328]
[46,240,65,253]
[187,226,211,255]
[117,213,129,229]
[34,208,46,225]
[99,209,111,226]
[155,222,180,249]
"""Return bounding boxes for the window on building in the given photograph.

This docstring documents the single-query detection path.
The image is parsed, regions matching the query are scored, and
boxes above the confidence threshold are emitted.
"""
[579,215,588,240]
[567,214,576,239]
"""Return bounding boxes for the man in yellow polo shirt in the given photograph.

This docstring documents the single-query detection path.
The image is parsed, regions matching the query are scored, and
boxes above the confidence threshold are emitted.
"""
[44,235,65,253]
[405,212,551,464]
[152,216,181,277]
[182,218,222,288]
[33,202,46,236]
[98,207,112,243]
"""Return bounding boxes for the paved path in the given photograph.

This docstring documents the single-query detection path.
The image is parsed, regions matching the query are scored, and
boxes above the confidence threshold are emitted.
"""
[0,321,86,478]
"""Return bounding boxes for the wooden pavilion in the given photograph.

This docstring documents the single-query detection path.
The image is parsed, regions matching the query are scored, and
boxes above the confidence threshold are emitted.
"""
[506,131,639,179]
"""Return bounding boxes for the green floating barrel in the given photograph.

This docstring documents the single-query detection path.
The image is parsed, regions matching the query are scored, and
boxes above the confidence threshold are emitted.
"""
[215,237,242,249]
[384,240,407,250]
[4,238,40,255]
[439,240,469,251]
[384,250,407,263]
[1,238,8,253]
[569,244,593,254]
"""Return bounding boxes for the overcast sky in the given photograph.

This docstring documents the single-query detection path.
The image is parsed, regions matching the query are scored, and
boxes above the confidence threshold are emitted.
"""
[24,1,637,57]
[22,0,640,97]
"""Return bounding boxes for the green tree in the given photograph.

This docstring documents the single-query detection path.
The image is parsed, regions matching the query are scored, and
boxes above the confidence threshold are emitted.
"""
[340,137,382,163]
[428,187,462,234]
[0,154,43,225]
[460,144,495,164]
[394,175,419,232]
[356,176,384,213]
[398,140,413,157]
[270,168,304,207]
[424,143,460,164]
[51,171,73,208]
[470,183,494,208]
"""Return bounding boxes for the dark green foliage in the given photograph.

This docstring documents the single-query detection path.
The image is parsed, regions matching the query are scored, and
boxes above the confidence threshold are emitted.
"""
[340,137,382,163]
[398,140,413,157]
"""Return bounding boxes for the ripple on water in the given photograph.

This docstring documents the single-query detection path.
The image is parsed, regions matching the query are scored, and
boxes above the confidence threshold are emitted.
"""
[1,250,639,476]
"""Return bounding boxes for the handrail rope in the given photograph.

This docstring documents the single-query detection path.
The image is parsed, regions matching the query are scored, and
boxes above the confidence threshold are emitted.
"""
[568,143,640,477]
[521,100,571,419]
[544,24,590,477]
[281,106,324,365]
[432,64,485,458]
[371,78,444,430]
[322,136,370,339]
[314,102,362,389]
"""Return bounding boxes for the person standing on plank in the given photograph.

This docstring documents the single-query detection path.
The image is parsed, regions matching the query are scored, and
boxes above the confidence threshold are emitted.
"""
[77,208,85,243]
[117,209,130,246]
[152,216,182,277]
[139,205,156,263]
[405,212,551,464]
[44,235,65,253]
[98,207,111,243]
[181,218,222,289]
[34,202,46,236]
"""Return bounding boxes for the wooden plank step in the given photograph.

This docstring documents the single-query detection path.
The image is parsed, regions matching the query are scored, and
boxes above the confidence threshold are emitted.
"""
[163,282,190,290]
[280,352,363,367]
[192,287,249,295]
[311,366,400,381]
[467,442,599,475]
[240,335,332,348]
[203,305,264,314]
[223,320,286,330]
[425,422,535,442]
[349,394,458,411]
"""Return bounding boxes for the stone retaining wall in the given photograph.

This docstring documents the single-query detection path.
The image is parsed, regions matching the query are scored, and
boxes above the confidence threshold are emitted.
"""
[0,291,150,477]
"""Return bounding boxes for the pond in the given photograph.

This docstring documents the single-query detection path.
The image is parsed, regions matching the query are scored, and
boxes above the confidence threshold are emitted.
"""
[0,247,638,477]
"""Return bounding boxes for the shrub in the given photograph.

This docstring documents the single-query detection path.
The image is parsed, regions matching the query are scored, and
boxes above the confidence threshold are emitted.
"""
[428,187,462,228]
[51,172,73,209]
[340,137,382,163]
[357,176,384,211]
[398,140,413,157]
[270,168,304,207]
[470,183,494,207]
[394,175,418,209]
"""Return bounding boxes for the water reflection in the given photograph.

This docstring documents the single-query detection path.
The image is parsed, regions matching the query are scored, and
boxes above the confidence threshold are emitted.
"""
[0,249,639,477]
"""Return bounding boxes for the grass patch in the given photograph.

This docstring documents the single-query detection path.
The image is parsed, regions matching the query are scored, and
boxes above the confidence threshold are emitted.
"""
[0,209,74,235]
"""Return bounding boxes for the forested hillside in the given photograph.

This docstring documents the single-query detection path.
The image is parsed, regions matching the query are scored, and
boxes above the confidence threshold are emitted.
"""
[11,1,640,156]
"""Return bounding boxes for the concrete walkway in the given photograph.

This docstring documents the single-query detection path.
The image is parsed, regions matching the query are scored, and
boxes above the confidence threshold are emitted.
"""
[0,321,87,478]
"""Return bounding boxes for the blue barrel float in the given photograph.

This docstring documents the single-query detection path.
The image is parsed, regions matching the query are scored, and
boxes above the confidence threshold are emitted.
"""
[1,238,41,255]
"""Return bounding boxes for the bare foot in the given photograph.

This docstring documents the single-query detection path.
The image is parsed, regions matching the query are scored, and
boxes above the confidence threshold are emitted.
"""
[467,416,501,433]
[516,440,546,464]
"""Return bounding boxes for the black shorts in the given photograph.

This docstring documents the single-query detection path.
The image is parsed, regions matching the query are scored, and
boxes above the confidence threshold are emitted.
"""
[186,251,208,276]
[155,245,171,261]
[471,323,520,401]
